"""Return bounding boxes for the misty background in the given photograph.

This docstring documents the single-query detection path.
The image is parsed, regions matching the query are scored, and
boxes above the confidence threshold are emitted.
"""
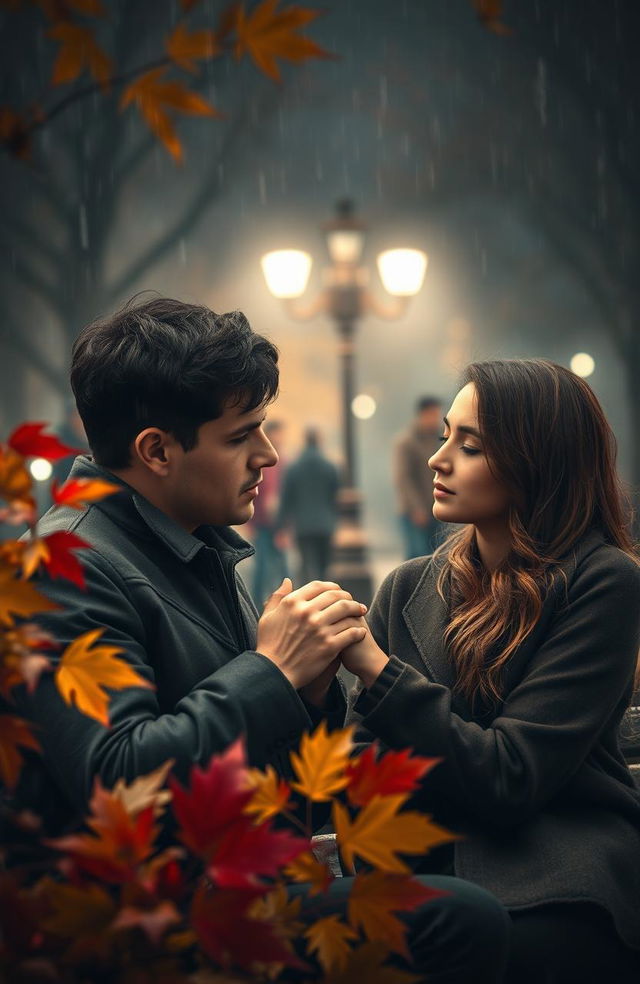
[1,0,639,579]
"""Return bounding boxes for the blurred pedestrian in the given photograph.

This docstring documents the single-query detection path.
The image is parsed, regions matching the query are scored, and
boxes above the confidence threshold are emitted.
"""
[249,419,289,607]
[393,395,444,558]
[277,427,339,583]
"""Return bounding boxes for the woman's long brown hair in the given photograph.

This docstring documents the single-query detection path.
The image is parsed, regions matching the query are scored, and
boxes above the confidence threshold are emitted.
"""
[434,359,638,707]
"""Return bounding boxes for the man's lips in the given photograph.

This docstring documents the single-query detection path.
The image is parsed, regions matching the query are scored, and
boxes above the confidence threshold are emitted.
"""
[241,479,262,494]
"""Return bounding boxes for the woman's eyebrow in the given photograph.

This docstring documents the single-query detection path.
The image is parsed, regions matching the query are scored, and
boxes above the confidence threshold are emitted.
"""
[443,415,481,439]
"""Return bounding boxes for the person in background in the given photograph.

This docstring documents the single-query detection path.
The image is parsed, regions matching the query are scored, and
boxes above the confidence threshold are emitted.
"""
[249,418,289,607]
[277,426,339,584]
[393,395,444,558]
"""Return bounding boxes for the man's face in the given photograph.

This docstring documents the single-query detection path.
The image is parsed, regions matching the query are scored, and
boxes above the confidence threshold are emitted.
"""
[164,401,278,530]
[417,405,442,433]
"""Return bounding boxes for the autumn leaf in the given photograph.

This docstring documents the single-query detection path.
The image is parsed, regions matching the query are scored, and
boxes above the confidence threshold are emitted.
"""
[51,475,120,509]
[111,899,182,945]
[249,881,304,940]
[0,622,54,696]
[234,0,333,82]
[120,68,220,163]
[333,795,458,874]
[0,561,59,626]
[40,878,117,940]
[322,940,422,984]
[0,714,40,790]
[304,913,358,973]
[48,780,158,883]
[284,849,333,895]
[245,763,291,822]
[289,721,355,802]
[180,0,202,11]
[54,627,153,726]
[191,883,307,973]
[346,744,441,808]
[0,106,31,158]
[8,421,82,462]
[166,23,220,73]
[470,0,512,35]
[207,816,308,888]
[49,22,113,88]
[0,444,35,522]
[348,871,447,960]
[34,0,106,19]
[39,530,91,588]
[112,758,175,818]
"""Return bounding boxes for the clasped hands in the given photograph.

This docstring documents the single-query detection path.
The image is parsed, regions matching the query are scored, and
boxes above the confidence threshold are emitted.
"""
[256,578,389,707]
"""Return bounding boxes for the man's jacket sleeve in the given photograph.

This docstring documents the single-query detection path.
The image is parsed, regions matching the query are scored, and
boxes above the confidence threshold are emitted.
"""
[14,549,315,812]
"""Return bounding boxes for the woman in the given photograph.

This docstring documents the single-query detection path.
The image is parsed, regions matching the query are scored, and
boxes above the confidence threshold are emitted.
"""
[343,359,640,982]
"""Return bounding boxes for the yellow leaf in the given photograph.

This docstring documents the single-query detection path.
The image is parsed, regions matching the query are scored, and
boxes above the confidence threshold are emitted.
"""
[166,23,220,73]
[52,476,120,510]
[0,445,33,506]
[289,721,354,802]
[348,871,443,960]
[333,795,458,874]
[0,561,59,626]
[49,22,113,88]
[322,940,422,984]
[245,763,291,822]
[20,538,51,580]
[0,714,40,790]
[112,758,174,817]
[304,914,357,973]
[234,0,332,82]
[40,878,117,939]
[285,849,333,895]
[55,627,153,725]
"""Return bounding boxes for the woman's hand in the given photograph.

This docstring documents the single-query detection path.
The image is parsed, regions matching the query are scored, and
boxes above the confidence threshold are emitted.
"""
[340,625,389,689]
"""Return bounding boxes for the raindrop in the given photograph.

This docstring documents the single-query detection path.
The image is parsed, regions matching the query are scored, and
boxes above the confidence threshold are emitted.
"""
[258,170,267,204]
[179,239,187,266]
[79,204,89,250]
[534,59,547,127]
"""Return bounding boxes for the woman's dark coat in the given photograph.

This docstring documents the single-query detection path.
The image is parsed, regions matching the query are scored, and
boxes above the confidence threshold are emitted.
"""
[350,531,640,948]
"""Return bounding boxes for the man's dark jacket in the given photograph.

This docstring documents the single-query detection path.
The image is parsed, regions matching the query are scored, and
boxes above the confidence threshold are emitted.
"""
[14,456,344,832]
[349,531,640,950]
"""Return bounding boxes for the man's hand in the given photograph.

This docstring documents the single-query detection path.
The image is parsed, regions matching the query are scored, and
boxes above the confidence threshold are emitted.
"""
[340,624,390,689]
[256,578,367,690]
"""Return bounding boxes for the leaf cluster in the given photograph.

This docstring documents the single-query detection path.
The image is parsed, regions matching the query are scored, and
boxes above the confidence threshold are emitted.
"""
[0,422,456,984]
[0,0,333,162]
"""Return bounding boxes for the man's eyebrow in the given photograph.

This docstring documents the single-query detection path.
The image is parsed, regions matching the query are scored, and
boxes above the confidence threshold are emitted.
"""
[443,415,482,439]
[226,417,266,438]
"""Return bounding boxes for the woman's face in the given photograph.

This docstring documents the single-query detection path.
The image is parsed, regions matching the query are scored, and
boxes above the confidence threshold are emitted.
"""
[428,382,512,528]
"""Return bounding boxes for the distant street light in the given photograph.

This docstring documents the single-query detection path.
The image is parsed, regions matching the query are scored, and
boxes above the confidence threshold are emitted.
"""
[30,458,53,482]
[570,352,595,378]
[261,199,427,604]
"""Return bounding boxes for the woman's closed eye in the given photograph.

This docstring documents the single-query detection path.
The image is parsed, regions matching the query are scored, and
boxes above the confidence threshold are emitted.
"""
[438,435,482,456]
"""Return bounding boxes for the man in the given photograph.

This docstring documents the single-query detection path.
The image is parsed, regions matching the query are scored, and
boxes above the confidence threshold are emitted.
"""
[16,298,509,982]
[277,426,339,583]
[16,298,364,832]
[393,395,445,559]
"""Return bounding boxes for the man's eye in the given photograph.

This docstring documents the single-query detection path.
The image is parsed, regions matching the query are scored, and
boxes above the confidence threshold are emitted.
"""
[230,434,248,444]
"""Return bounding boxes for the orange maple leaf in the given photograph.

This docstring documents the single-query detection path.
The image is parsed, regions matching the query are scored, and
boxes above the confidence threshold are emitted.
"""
[0,714,41,790]
[0,622,54,697]
[0,445,35,522]
[304,913,357,973]
[51,476,120,510]
[111,758,175,818]
[348,870,448,960]
[234,0,333,82]
[166,23,220,73]
[0,106,31,158]
[289,721,354,802]
[49,22,113,88]
[120,68,220,163]
[0,561,59,626]
[245,763,291,822]
[333,795,458,875]
[320,940,422,984]
[284,849,333,895]
[54,627,153,725]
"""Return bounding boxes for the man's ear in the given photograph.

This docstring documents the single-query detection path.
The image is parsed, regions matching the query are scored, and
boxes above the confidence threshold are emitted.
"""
[133,428,175,476]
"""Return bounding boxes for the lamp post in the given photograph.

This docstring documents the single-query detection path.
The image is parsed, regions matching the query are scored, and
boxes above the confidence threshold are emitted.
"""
[261,199,427,605]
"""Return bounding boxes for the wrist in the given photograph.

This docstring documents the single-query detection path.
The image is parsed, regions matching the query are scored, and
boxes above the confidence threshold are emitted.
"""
[359,653,389,690]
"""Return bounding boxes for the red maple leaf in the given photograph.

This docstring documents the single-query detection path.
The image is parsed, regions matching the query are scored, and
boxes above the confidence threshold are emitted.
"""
[346,744,441,808]
[191,883,307,972]
[7,422,82,461]
[207,817,308,888]
[169,738,254,858]
[41,530,91,589]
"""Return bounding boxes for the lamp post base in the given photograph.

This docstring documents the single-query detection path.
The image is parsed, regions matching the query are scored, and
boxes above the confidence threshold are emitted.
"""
[329,486,374,608]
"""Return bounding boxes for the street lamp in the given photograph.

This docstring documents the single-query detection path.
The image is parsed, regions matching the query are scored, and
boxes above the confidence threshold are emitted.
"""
[261,199,427,604]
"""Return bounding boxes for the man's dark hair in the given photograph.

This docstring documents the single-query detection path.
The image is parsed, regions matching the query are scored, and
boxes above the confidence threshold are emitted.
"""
[415,395,442,414]
[71,296,279,469]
